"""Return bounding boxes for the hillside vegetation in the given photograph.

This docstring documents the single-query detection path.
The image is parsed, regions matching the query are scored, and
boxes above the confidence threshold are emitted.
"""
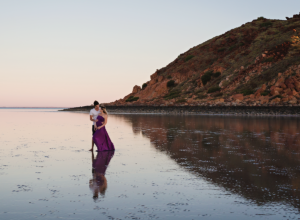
[109,13,300,107]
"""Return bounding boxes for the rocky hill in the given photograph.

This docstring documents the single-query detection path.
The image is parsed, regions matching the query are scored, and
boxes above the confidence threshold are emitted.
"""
[108,13,300,107]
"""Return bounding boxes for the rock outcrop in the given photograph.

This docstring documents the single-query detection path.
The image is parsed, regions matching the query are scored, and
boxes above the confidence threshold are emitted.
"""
[108,13,300,107]
[132,85,141,94]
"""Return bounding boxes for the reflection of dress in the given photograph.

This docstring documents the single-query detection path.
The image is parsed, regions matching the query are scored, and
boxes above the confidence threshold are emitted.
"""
[93,151,115,175]
[89,151,114,196]
[93,115,115,151]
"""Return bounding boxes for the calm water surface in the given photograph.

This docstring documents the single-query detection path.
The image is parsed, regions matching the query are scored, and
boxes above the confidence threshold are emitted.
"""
[1,108,300,220]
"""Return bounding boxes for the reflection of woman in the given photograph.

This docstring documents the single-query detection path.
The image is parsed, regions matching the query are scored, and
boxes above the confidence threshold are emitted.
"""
[89,151,114,201]
[92,105,115,152]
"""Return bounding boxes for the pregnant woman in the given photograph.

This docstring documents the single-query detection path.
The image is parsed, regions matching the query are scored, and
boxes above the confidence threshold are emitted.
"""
[92,105,115,152]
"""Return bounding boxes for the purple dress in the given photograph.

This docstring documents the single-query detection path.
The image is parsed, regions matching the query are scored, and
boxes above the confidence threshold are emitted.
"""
[93,115,115,151]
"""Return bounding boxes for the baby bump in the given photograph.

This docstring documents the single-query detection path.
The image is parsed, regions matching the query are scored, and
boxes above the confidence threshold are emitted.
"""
[96,117,104,126]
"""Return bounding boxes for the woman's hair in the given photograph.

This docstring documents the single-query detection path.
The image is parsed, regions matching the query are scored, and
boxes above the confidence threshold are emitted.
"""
[100,105,107,114]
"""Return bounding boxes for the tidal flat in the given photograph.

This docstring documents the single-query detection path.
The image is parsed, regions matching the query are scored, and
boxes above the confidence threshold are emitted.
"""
[1,108,300,220]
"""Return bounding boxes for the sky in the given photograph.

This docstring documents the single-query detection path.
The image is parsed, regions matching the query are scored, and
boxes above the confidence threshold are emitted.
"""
[1,0,300,107]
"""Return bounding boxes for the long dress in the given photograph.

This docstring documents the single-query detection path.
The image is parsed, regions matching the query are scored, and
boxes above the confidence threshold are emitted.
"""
[93,115,115,151]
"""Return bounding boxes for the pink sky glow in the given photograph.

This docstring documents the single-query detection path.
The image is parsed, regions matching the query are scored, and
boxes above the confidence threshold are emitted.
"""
[1,0,299,107]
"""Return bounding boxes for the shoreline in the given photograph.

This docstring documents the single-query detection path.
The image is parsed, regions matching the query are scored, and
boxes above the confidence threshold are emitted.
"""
[60,105,300,116]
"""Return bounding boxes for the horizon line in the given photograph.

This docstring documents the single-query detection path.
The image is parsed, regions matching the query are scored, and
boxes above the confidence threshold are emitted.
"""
[0,106,70,108]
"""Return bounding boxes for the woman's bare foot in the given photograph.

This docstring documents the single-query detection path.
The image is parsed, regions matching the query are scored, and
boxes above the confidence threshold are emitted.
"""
[89,148,93,151]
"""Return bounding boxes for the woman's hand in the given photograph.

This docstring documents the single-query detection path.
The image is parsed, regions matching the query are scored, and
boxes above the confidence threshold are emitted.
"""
[94,126,98,131]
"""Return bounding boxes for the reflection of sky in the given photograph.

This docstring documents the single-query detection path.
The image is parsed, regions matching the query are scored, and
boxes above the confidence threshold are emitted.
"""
[2,1,300,107]
[1,109,300,219]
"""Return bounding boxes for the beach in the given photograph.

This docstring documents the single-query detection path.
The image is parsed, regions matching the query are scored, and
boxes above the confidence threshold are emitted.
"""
[1,108,300,219]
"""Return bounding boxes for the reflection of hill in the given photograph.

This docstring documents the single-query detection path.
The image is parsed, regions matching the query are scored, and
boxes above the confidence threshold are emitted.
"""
[116,114,300,208]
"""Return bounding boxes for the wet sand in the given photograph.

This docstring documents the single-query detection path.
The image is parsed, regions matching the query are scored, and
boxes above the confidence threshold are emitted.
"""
[0,108,300,219]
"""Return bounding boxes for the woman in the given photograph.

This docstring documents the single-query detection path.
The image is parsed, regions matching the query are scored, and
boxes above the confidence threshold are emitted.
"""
[91,105,115,152]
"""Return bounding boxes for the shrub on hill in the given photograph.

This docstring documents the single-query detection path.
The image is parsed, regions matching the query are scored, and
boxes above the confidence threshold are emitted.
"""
[184,55,194,62]
[217,48,226,52]
[176,98,186,103]
[257,16,266,20]
[212,92,223,97]
[260,22,273,28]
[229,45,237,51]
[213,72,221,78]
[126,96,139,102]
[208,86,221,93]
[197,94,208,99]
[142,83,147,89]
[167,80,175,88]
[261,91,270,96]
[262,57,274,63]
[201,71,213,85]
[164,89,180,100]
[241,89,254,96]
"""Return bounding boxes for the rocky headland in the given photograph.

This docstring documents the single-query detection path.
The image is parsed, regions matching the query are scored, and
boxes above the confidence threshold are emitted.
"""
[63,13,300,115]
[106,13,300,108]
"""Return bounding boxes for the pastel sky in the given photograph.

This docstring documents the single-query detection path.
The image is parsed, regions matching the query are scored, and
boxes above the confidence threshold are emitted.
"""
[1,0,300,107]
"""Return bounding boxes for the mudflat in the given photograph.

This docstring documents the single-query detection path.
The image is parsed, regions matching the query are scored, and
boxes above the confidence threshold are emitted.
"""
[1,108,300,220]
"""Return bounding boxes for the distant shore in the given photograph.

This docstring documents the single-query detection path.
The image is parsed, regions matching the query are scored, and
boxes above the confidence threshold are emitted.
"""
[60,105,300,116]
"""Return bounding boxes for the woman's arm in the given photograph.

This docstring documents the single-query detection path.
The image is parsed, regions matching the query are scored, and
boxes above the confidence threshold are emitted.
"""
[97,116,108,129]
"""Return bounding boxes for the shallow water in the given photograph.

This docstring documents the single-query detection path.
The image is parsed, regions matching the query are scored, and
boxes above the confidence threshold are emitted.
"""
[1,109,300,220]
